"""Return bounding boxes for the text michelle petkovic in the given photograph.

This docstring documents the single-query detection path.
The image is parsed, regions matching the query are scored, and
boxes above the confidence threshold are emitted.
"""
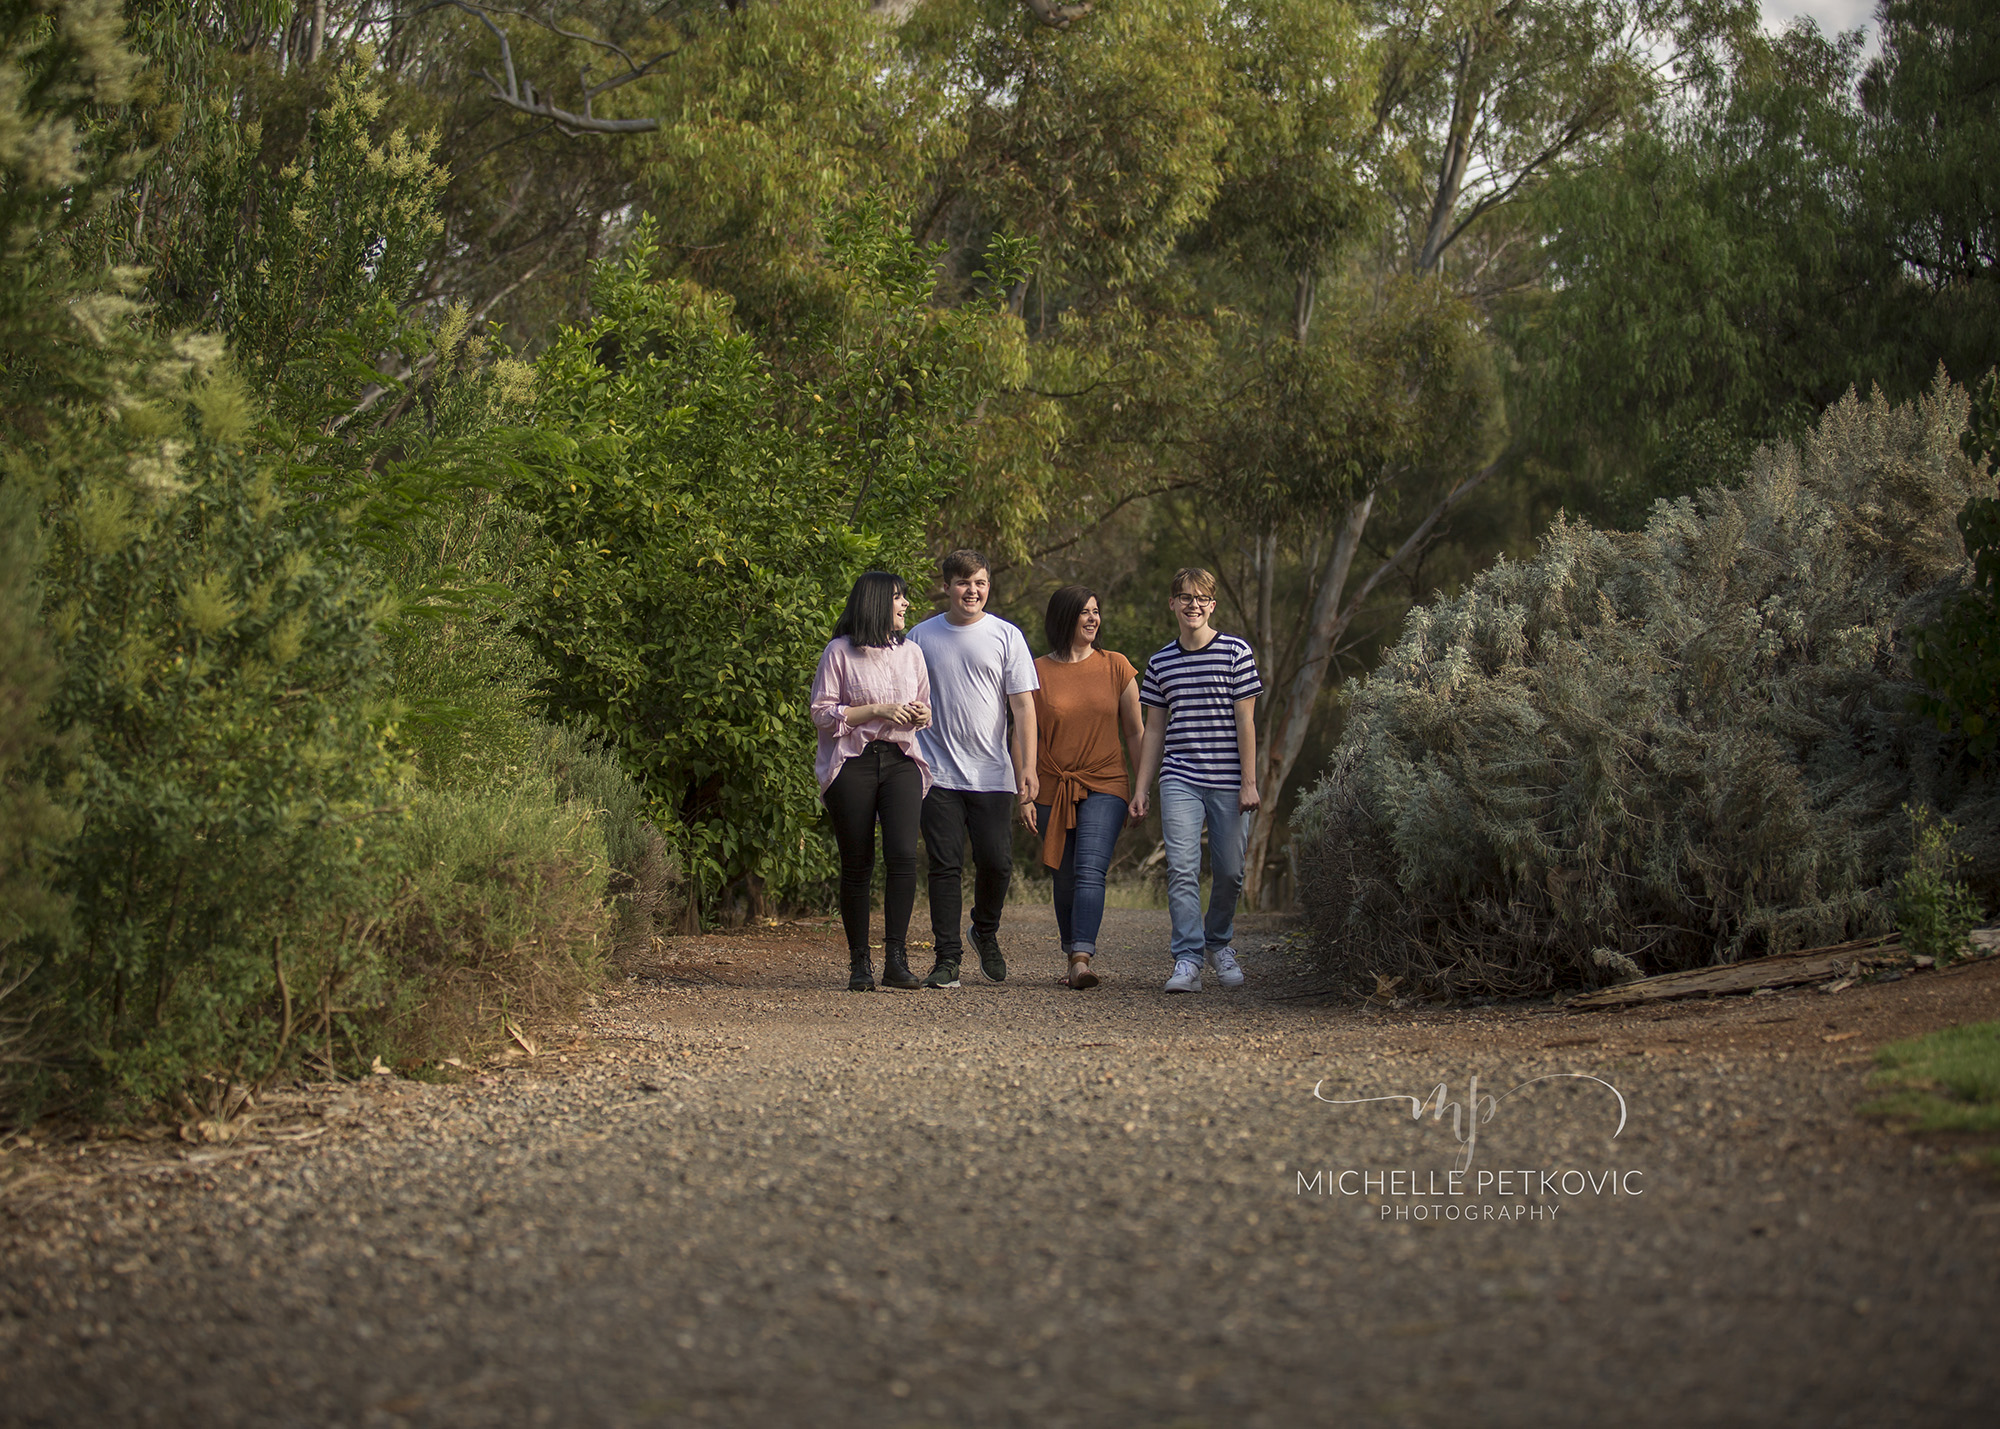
[1299,1073,1643,1222]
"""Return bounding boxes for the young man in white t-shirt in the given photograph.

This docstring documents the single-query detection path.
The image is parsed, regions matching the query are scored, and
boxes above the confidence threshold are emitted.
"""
[908,549,1040,988]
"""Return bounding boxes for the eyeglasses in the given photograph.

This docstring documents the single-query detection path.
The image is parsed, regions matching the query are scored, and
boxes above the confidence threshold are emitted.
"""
[1171,594,1215,608]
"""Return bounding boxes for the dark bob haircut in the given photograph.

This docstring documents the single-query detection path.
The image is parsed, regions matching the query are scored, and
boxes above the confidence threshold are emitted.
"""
[834,571,909,649]
[1044,585,1100,655]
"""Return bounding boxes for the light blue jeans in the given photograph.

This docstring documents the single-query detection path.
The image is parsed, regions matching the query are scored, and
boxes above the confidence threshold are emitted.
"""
[1158,776,1246,961]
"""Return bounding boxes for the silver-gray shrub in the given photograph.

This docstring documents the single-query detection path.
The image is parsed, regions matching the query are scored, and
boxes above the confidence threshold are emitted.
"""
[1293,379,2000,997]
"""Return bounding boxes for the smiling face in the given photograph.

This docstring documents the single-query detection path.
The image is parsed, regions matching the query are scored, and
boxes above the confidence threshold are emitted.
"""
[1075,597,1101,651]
[1170,584,1215,638]
[946,568,990,624]
[891,588,909,631]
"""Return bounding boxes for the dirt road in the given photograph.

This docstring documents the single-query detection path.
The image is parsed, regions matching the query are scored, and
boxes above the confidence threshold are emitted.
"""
[4,907,1997,1427]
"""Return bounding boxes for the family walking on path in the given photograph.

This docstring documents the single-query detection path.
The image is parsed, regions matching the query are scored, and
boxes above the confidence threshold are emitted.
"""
[810,552,1264,994]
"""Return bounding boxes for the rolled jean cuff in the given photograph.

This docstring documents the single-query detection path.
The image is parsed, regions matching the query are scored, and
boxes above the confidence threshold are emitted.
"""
[1067,940,1096,955]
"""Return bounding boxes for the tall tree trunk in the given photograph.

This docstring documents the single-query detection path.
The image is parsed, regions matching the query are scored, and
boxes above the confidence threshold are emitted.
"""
[1240,450,1508,907]
[1416,42,1480,275]
[1255,523,1277,663]
[1243,491,1372,908]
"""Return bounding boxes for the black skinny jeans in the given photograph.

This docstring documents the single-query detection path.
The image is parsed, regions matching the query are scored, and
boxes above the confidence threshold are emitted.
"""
[823,741,923,960]
[921,786,1016,959]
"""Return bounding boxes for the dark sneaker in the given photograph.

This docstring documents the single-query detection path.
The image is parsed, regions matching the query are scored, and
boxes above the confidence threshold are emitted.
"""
[923,956,961,990]
[971,929,1007,983]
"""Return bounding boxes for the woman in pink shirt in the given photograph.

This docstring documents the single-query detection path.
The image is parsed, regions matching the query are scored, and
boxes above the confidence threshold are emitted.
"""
[810,571,933,991]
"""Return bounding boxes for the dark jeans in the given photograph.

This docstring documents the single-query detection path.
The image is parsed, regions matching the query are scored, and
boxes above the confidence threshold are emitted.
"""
[1034,791,1128,955]
[921,786,1016,959]
[823,742,923,959]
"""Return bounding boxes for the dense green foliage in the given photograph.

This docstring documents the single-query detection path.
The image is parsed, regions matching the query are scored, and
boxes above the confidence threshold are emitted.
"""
[516,214,1022,909]
[1910,376,2000,759]
[0,481,75,1067]
[0,2,665,1122]
[1893,806,1986,964]
[1294,381,1999,997]
[1514,1,2000,523]
[31,345,407,1113]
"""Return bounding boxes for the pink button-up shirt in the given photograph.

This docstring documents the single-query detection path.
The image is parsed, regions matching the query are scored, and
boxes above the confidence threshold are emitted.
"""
[810,637,933,796]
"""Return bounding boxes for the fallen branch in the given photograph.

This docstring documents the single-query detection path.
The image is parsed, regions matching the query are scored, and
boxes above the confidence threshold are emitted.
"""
[1567,935,1903,1010]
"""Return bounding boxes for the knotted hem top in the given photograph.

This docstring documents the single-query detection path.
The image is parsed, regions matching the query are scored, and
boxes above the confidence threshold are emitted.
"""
[1030,648,1137,869]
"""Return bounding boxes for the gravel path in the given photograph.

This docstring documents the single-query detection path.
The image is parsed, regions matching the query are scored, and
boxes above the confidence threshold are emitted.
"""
[4,906,1999,1427]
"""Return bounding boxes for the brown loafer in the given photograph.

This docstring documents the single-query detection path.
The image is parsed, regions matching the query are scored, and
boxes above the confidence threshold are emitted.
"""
[1067,953,1100,990]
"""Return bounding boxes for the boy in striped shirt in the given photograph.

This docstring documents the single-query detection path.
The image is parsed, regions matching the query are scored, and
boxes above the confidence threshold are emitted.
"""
[1129,567,1263,992]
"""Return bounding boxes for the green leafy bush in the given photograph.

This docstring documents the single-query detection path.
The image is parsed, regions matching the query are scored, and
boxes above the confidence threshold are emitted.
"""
[1293,379,2000,997]
[515,211,1014,912]
[0,10,601,1120]
[143,54,446,426]
[534,724,682,966]
[0,481,78,1068]
[21,345,407,1118]
[1894,805,1986,963]
[379,770,610,1069]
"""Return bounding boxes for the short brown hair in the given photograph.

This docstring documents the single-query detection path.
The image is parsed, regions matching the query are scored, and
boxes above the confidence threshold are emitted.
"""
[941,548,990,582]
[1170,566,1216,599]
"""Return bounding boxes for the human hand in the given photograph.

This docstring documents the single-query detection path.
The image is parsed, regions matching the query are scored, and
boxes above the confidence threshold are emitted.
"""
[1128,791,1148,823]
[1019,770,1039,805]
[1018,797,1040,834]
[1239,781,1261,813]
[907,700,931,730]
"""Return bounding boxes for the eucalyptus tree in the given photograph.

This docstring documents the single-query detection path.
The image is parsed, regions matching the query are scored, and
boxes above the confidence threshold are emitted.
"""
[1505,17,1869,523]
[1858,0,2000,393]
[1369,0,1687,284]
[1505,1,2000,527]
[1169,0,1705,905]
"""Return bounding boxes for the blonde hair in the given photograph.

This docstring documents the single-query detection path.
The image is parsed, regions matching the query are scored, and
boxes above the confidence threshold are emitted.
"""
[1170,566,1217,599]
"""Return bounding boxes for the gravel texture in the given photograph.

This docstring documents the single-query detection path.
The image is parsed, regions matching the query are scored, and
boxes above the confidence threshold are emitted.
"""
[3,905,1999,1428]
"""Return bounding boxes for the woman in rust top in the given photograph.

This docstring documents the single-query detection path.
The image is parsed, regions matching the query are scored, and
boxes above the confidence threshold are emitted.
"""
[1025,585,1144,989]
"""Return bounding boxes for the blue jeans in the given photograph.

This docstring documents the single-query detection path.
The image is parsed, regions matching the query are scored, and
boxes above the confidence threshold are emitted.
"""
[1158,777,1246,961]
[1034,791,1128,954]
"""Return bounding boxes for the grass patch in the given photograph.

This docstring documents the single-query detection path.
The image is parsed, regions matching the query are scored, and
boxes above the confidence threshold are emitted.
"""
[1861,1021,2000,1169]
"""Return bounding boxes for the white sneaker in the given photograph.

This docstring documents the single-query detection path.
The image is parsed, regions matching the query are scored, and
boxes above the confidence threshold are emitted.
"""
[1164,956,1204,993]
[1207,946,1245,989]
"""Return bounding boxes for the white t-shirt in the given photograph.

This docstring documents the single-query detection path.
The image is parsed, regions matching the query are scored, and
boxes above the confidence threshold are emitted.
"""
[908,612,1039,792]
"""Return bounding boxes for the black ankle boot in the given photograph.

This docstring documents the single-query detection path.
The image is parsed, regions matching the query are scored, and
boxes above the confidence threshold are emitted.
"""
[847,952,876,992]
[881,946,920,991]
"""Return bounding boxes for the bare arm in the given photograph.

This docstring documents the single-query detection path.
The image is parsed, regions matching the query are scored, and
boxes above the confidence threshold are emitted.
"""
[1118,677,1144,776]
[1234,695,1260,812]
[1129,705,1167,822]
[1009,689,1039,806]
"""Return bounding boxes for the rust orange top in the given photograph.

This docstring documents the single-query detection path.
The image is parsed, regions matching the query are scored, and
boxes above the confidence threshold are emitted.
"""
[1031,648,1137,869]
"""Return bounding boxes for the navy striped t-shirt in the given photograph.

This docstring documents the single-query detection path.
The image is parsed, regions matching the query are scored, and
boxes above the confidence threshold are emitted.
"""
[1139,632,1264,789]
